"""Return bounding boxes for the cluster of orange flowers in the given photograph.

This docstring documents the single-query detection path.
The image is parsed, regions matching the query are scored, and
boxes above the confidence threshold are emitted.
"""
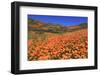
[28,29,88,61]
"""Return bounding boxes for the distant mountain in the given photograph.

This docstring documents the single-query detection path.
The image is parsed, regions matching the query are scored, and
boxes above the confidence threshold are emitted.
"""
[28,19,87,33]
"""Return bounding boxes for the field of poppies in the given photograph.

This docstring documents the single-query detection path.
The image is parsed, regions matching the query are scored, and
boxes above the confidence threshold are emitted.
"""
[28,28,88,61]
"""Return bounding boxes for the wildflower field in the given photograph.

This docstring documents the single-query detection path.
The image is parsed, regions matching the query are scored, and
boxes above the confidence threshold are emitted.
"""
[28,18,88,61]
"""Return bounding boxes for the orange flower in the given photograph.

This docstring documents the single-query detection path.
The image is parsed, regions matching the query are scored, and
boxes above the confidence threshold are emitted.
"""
[28,29,88,61]
[39,55,49,60]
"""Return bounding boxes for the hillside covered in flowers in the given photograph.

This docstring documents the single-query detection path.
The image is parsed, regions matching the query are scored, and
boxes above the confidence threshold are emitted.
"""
[28,19,88,61]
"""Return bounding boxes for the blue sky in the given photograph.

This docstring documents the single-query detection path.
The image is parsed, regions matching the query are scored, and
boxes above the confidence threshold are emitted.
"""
[28,14,88,26]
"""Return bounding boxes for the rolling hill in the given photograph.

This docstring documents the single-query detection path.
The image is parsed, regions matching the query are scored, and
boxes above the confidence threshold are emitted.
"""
[28,19,88,34]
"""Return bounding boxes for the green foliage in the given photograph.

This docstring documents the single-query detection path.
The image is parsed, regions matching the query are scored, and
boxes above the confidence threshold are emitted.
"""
[28,19,41,25]
[79,23,88,28]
